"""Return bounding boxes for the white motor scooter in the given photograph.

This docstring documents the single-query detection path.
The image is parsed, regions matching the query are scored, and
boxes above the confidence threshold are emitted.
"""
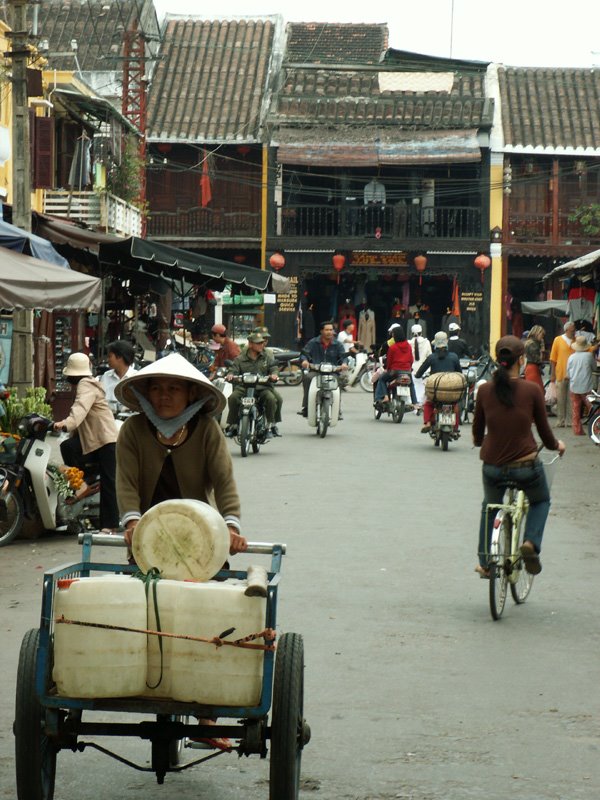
[0,414,100,546]
[212,366,233,430]
[307,364,342,438]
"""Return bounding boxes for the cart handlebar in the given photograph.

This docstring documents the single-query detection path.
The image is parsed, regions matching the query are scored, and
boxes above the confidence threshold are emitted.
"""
[77,532,286,554]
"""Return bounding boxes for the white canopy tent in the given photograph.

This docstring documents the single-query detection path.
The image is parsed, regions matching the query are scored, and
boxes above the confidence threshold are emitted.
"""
[0,246,101,310]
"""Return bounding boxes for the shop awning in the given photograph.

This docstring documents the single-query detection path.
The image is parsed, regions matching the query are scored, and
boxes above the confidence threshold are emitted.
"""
[543,248,600,281]
[0,218,69,268]
[0,246,101,310]
[32,212,125,255]
[98,237,290,292]
[521,300,568,317]
[276,129,482,167]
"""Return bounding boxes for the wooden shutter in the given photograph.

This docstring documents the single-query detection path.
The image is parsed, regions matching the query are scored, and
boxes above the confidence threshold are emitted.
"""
[34,116,55,189]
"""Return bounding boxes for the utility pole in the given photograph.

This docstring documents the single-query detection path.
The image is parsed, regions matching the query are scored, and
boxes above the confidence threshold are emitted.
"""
[6,0,34,391]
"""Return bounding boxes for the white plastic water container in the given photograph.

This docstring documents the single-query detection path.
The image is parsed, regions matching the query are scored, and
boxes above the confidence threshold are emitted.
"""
[53,575,148,698]
[144,579,267,706]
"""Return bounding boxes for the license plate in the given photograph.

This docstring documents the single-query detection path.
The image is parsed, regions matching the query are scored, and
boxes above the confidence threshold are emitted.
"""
[241,397,255,407]
[439,413,454,425]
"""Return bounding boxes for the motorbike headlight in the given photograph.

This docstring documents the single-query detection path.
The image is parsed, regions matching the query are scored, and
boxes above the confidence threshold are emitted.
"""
[243,374,258,385]
[319,363,334,373]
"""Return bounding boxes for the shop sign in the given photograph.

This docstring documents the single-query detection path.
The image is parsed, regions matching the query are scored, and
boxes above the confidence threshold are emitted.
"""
[461,290,484,313]
[350,252,408,267]
[275,275,298,313]
[222,291,264,306]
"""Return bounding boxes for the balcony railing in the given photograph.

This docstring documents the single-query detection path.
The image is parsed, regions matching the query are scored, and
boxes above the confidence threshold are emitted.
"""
[508,211,600,245]
[43,191,143,237]
[147,207,261,239]
[276,204,482,239]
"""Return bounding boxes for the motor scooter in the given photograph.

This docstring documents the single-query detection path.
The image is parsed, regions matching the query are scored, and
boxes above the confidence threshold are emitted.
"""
[428,401,460,451]
[373,371,412,423]
[230,374,273,457]
[338,348,370,392]
[0,414,100,546]
[585,388,600,443]
[460,353,494,423]
[211,366,233,430]
[306,363,342,438]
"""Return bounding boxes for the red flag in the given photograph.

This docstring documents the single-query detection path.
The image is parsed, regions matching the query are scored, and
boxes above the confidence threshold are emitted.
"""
[201,149,212,207]
[451,276,461,319]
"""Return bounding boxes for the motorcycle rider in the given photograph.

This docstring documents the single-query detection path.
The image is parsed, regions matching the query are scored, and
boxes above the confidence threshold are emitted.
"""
[298,320,348,418]
[374,325,414,405]
[100,340,137,410]
[337,319,362,356]
[224,332,281,438]
[210,323,241,373]
[414,331,462,433]
[447,322,471,359]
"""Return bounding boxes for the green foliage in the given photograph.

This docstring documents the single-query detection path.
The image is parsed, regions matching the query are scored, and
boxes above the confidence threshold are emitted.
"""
[568,204,600,236]
[106,134,145,207]
[0,387,52,434]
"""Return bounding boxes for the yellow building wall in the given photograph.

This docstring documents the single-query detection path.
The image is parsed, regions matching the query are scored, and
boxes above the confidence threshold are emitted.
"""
[489,160,505,351]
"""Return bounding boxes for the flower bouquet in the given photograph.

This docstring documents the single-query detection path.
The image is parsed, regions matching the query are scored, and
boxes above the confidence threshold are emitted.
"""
[47,465,85,499]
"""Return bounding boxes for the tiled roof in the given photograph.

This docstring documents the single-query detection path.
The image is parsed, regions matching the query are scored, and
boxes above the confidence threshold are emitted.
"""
[20,0,159,72]
[285,22,388,65]
[275,68,491,130]
[498,67,600,150]
[146,18,276,143]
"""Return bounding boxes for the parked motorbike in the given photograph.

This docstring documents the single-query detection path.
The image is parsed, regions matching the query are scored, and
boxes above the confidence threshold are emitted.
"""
[307,363,342,438]
[211,366,233,430]
[373,371,412,423]
[271,348,303,386]
[0,414,101,546]
[585,388,600,443]
[230,374,273,457]
[460,352,494,423]
[427,401,461,451]
[338,347,377,392]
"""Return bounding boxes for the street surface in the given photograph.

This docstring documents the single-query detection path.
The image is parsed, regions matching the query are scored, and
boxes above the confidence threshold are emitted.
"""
[1,384,599,799]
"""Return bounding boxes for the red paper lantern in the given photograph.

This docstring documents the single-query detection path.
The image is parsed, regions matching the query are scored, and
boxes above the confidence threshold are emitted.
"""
[269,252,285,271]
[332,252,346,284]
[474,253,491,284]
[414,254,427,285]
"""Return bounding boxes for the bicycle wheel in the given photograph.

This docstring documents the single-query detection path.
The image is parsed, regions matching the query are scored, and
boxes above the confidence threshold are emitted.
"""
[360,369,373,393]
[269,633,309,800]
[588,409,600,444]
[239,416,250,458]
[489,517,510,620]
[510,509,534,604]
[0,486,24,547]
[15,628,56,800]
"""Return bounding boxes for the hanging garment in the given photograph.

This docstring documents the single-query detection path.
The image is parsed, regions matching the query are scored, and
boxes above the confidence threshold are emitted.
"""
[358,309,376,350]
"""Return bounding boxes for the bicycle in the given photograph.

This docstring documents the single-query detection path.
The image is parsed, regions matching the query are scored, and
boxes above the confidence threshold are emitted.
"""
[483,451,560,621]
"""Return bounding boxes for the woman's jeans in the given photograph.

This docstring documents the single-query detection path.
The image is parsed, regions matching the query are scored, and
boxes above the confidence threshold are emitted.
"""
[478,460,550,567]
[374,371,416,403]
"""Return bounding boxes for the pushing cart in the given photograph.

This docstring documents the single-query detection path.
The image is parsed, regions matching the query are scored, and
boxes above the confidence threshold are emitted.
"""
[14,532,310,800]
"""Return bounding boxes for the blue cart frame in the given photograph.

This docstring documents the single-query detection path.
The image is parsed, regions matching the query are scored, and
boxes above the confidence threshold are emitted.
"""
[14,534,309,799]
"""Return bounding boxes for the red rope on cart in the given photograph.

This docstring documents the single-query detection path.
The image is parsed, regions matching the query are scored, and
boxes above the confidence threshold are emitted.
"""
[54,616,277,651]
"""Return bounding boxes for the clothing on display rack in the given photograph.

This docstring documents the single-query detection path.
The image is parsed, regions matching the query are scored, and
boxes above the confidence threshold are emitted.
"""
[358,308,376,350]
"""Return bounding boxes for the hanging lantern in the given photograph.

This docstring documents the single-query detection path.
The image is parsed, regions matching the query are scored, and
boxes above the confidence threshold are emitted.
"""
[269,251,285,272]
[474,253,491,284]
[332,252,346,284]
[414,254,427,286]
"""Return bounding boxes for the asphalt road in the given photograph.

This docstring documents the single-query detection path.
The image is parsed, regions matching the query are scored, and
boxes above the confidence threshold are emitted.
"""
[1,385,599,799]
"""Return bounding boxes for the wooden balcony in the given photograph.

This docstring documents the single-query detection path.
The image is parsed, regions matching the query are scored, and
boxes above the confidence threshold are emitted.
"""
[507,211,600,247]
[43,191,143,237]
[147,207,261,240]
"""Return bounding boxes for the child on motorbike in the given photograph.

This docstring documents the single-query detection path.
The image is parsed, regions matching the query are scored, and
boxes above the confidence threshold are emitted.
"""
[374,326,414,404]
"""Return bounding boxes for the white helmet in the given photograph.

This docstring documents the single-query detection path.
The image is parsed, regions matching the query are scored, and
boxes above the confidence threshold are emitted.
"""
[411,324,422,335]
[448,322,461,332]
[387,323,401,334]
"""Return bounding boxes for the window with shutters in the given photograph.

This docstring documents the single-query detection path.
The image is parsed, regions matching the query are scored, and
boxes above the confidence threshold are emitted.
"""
[34,117,55,189]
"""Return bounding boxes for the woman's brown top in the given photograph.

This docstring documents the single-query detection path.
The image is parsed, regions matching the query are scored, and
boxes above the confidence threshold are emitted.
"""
[472,379,559,465]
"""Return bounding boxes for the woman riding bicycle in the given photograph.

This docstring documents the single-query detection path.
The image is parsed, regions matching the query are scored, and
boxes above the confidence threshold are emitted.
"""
[472,335,565,578]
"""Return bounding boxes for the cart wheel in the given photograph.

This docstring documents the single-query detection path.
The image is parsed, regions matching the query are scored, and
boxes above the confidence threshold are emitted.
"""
[15,628,56,800]
[270,632,309,800]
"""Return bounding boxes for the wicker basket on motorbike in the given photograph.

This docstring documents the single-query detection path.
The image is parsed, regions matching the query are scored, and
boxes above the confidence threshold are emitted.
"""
[424,372,467,403]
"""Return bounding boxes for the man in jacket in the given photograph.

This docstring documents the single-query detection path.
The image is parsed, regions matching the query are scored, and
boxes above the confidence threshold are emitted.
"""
[414,331,462,433]
[298,320,348,417]
[210,323,241,372]
[225,333,281,438]
[447,322,471,359]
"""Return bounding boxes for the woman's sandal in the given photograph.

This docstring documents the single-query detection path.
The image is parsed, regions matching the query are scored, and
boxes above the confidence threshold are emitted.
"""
[474,565,490,579]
